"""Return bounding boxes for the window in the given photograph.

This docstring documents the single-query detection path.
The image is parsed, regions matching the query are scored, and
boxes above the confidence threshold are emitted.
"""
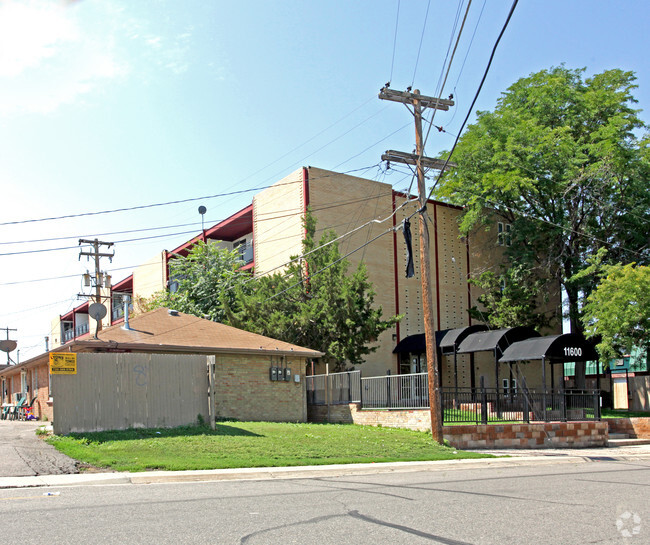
[502,378,517,396]
[497,222,512,246]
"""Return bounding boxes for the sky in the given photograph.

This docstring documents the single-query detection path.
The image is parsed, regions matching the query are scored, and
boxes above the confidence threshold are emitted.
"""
[0,0,648,363]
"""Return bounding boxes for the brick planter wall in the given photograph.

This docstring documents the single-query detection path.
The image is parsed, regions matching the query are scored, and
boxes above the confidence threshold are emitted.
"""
[308,402,609,449]
[607,418,650,438]
[444,422,608,449]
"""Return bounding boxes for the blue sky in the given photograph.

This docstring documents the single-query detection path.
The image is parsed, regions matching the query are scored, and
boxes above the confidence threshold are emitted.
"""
[1,0,648,361]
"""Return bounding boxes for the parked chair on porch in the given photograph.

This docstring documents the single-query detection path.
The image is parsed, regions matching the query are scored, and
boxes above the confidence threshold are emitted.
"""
[9,395,26,421]
[1,403,12,420]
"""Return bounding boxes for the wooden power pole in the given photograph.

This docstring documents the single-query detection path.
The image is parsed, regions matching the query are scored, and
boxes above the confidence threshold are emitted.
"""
[79,239,114,334]
[379,87,454,444]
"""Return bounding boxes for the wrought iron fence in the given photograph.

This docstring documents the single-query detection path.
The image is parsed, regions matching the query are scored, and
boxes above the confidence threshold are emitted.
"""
[441,388,600,424]
[307,371,601,423]
[306,371,361,405]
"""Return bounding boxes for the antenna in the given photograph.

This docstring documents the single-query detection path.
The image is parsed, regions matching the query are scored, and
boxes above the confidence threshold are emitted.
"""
[0,327,17,365]
[88,303,107,339]
[198,205,207,232]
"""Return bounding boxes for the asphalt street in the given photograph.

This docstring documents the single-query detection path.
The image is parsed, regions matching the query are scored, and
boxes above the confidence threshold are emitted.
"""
[1,459,648,545]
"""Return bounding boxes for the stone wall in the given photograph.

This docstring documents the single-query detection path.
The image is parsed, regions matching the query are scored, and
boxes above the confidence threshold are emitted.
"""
[607,417,650,438]
[308,403,608,449]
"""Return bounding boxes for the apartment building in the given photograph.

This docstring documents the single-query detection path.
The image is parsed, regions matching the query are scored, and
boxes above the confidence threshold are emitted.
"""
[50,166,562,386]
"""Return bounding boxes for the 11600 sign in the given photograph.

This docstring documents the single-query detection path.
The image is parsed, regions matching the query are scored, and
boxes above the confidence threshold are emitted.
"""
[563,347,582,358]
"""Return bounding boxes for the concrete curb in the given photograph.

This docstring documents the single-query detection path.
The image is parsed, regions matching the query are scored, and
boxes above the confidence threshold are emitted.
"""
[2,452,650,490]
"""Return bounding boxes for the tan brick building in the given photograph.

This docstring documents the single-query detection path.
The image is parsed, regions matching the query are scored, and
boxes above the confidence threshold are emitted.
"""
[2,308,322,427]
[48,167,562,389]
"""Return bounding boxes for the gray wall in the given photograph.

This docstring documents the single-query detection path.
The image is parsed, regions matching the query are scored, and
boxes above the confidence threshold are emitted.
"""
[52,353,208,434]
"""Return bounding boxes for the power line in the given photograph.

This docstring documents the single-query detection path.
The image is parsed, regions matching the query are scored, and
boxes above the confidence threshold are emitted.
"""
[0,182,296,227]
[484,197,648,258]
[262,228,396,304]
[388,0,401,85]
[422,0,472,150]
[411,0,432,87]
[0,184,403,260]
[426,0,519,201]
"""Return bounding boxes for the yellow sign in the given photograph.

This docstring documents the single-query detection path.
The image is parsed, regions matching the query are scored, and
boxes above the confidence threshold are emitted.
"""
[49,353,77,375]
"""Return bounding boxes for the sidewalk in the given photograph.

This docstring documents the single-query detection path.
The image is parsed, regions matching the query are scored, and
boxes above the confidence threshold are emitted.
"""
[2,443,649,490]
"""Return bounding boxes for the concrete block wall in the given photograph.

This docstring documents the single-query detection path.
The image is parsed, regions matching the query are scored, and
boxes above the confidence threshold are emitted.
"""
[445,422,608,449]
[308,402,608,448]
[214,355,307,423]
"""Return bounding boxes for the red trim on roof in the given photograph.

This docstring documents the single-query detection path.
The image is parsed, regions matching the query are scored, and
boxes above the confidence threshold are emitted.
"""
[111,274,133,292]
[170,204,254,257]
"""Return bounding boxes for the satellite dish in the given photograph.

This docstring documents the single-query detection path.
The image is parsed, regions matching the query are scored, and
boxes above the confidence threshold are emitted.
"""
[88,302,107,322]
[0,340,17,353]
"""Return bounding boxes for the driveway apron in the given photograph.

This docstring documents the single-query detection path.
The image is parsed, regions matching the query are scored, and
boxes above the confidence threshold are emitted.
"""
[0,420,78,476]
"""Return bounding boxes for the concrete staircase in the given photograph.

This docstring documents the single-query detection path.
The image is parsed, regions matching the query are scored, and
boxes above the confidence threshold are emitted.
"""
[608,433,650,447]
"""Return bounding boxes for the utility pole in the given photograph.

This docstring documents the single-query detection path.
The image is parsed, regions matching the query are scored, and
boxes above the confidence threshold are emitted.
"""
[79,239,114,333]
[379,87,454,444]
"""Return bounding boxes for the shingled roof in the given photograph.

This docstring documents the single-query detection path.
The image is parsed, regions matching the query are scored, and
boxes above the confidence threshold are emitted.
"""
[70,308,323,358]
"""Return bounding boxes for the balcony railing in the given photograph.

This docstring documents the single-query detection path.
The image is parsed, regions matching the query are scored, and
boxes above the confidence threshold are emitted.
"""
[63,329,75,342]
[112,306,125,320]
[75,323,89,337]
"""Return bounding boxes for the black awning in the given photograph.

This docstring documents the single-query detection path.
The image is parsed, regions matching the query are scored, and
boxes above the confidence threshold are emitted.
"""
[392,334,425,354]
[456,326,540,356]
[499,333,599,363]
[392,330,450,354]
[438,325,489,354]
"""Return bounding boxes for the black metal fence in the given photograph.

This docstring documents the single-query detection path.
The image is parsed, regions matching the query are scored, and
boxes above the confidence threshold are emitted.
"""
[308,371,601,423]
[306,371,361,405]
[441,387,601,424]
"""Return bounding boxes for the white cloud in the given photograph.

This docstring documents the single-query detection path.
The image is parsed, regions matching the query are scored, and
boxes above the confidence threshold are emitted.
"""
[0,1,79,77]
[0,0,127,115]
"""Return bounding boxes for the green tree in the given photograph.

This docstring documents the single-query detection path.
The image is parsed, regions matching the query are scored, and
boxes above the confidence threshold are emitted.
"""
[576,252,650,362]
[437,66,650,385]
[227,214,399,370]
[143,241,251,322]
[468,265,552,330]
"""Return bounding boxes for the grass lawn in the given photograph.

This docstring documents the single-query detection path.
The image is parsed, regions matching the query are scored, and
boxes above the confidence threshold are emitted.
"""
[601,408,650,418]
[46,421,493,472]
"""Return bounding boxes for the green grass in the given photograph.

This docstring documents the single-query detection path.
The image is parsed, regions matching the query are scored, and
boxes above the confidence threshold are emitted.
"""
[46,421,492,472]
[601,408,650,419]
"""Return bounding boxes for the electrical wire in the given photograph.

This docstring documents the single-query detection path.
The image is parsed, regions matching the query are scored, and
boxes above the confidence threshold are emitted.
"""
[0,182,296,227]
[422,0,472,149]
[411,0,432,87]
[262,228,396,304]
[388,0,401,85]
[426,0,519,202]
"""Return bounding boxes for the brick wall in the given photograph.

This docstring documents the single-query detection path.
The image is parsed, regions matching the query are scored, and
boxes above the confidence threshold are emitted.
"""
[607,417,650,438]
[308,403,608,448]
[214,355,306,422]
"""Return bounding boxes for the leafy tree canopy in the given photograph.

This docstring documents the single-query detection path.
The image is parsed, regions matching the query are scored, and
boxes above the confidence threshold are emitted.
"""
[142,241,251,322]
[226,213,399,370]
[575,250,650,362]
[468,264,552,330]
[437,66,650,336]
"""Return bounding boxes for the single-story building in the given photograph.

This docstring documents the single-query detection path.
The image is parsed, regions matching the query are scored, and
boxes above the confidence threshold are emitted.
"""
[0,308,323,433]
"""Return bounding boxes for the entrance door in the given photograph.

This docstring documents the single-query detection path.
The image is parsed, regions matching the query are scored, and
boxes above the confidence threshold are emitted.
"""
[613,375,629,410]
